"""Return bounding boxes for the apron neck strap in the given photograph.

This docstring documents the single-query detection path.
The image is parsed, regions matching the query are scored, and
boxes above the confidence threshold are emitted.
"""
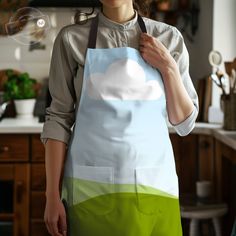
[87,13,147,49]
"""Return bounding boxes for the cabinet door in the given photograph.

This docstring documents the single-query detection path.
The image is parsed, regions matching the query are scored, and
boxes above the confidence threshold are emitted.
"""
[31,135,45,162]
[30,161,49,235]
[0,165,14,235]
[30,163,46,219]
[198,135,214,182]
[0,134,29,162]
[170,134,198,195]
[31,164,46,191]
[0,164,30,236]
[14,164,30,236]
[215,140,236,235]
[30,220,50,236]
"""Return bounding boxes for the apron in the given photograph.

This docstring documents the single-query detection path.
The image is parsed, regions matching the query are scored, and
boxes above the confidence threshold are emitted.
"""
[61,13,182,236]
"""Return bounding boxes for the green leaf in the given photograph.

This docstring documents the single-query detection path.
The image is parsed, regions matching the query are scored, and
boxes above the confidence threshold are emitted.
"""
[3,71,38,100]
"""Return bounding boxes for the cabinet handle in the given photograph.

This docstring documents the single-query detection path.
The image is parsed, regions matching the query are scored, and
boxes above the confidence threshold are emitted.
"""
[16,181,23,203]
[0,146,9,153]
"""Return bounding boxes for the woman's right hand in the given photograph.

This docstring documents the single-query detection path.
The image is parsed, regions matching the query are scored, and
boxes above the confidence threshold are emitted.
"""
[44,194,67,236]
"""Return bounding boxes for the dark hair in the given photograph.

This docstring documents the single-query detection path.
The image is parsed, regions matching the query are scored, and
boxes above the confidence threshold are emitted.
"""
[133,0,152,17]
[74,8,95,25]
[74,0,152,24]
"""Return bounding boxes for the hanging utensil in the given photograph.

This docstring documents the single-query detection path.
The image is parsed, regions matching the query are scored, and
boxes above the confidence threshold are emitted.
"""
[209,50,222,70]
[208,50,226,95]
[231,69,236,94]
[217,72,227,96]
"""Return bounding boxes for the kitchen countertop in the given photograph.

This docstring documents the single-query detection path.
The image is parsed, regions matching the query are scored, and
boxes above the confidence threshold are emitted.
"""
[0,117,43,134]
[0,117,235,151]
[212,129,236,151]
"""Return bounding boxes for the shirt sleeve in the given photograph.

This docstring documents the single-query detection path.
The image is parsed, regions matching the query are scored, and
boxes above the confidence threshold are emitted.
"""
[168,28,199,136]
[40,27,77,145]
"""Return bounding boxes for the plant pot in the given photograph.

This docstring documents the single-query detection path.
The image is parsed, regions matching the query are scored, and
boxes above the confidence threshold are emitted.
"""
[14,98,36,118]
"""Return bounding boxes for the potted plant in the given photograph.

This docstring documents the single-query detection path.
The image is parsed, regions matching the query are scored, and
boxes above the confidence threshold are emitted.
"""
[156,0,172,11]
[3,69,39,118]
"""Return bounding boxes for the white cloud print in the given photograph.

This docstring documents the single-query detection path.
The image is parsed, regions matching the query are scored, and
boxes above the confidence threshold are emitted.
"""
[87,59,163,100]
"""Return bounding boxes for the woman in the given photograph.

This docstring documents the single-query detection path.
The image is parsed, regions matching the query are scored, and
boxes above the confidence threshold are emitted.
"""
[41,0,199,235]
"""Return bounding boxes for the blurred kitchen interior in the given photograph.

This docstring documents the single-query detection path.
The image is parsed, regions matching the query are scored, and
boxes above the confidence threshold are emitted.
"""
[0,0,236,235]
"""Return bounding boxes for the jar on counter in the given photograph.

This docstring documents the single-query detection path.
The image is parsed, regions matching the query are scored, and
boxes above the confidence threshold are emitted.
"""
[221,93,236,130]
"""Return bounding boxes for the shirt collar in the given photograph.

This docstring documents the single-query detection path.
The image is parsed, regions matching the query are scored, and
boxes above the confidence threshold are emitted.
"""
[98,9,138,30]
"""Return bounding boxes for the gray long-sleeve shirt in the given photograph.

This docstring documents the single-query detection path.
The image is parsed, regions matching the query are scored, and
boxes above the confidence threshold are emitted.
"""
[40,10,199,145]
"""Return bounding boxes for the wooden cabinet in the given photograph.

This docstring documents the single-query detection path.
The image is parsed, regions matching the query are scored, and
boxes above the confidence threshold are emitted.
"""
[0,134,30,236]
[0,134,29,162]
[215,140,236,235]
[170,133,215,196]
[170,133,198,194]
[31,135,45,162]
[29,134,50,236]
[0,131,235,235]
[170,133,236,234]
[0,163,30,236]
[0,134,48,236]
[198,135,215,183]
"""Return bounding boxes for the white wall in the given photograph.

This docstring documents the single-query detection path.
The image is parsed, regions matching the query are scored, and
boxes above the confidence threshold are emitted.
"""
[0,8,80,81]
[212,0,236,107]
[213,0,236,61]
[185,0,213,84]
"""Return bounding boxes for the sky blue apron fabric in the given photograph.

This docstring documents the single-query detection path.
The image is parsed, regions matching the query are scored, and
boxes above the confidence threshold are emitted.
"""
[61,14,182,236]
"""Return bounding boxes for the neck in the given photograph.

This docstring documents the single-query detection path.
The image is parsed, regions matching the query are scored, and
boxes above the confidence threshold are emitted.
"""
[102,3,135,23]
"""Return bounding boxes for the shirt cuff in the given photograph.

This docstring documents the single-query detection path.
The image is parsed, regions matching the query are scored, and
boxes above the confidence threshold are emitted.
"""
[40,137,48,145]
[170,106,198,136]
[40,120,72,146]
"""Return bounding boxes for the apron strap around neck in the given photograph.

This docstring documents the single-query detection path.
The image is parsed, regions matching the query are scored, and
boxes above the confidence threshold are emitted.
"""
[87,13,147,49]
[137,14,147,34]
[87,14,99,49]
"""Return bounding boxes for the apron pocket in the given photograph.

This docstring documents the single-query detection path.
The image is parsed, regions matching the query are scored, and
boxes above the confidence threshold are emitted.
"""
[135,167,164,216]
[72,165,114,215]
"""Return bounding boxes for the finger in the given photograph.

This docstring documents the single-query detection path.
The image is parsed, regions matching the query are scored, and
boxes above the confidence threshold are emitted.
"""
[142,34,166,50]
[141,33,156,43]
[140,50,160,67]
[139,43,146,52]
[140,34,151,44]
[59,214,67,236]
[140,42,156,51]
[141,51,156,63]
[140,45,158,58]
[140,32,152,38]
[140,38,160,52]
[140,36,153,46]
[139,45,149,55]
[44,219,53,235]
[139,40,156,52]
[50,219,62,236]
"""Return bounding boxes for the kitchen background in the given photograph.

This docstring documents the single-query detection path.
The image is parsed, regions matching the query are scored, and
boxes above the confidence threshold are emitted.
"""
[0,0,235,117]
[0,0,236,235]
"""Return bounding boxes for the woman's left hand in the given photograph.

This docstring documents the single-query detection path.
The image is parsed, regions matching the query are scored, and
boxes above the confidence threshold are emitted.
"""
[139,33,178,77]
